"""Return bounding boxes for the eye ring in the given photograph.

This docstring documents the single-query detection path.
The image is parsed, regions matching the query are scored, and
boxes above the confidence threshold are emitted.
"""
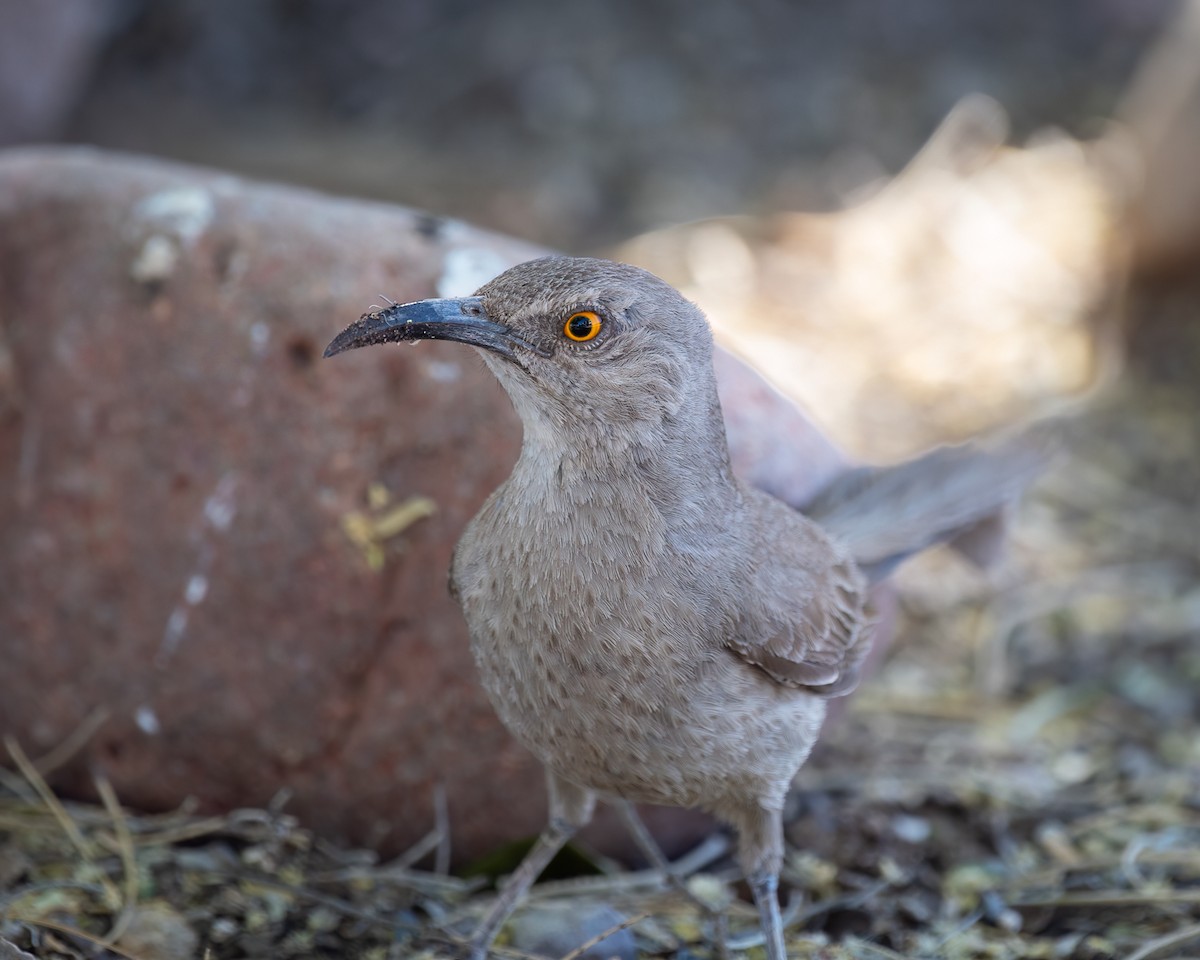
[563,310,602,343]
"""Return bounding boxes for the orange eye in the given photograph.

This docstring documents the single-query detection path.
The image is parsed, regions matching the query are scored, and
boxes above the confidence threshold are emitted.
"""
[563,311,602,342]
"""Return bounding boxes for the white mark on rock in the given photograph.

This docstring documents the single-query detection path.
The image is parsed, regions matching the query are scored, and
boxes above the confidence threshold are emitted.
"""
[161,607,189,659]
[134,187,215,246]
[425,359,461,383]
[184,574,209,605]
[203,473,238,531]
[440,219,470,242]
[135,705,161,735]
[249,321,270,354]
[437,248,509,298]
[127,187,216,288]
[157,472,239,667]
[130,234,180,284]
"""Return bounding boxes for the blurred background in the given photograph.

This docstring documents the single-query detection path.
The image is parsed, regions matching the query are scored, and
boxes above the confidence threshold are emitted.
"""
[2,2,1199,958]
[0,0,1177,248]
[10,0,1200,456]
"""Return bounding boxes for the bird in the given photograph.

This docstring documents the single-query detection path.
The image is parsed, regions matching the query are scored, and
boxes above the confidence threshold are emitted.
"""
[323,255,1049,960]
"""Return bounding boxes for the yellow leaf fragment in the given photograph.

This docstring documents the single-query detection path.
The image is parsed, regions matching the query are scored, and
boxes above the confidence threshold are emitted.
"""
[340,491,437,570]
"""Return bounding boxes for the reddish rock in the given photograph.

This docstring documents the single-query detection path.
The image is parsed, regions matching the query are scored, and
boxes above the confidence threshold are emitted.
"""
[0,147,877,862]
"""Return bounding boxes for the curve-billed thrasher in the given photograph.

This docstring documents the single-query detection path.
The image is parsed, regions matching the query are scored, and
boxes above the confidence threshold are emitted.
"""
[324,256,1048,960]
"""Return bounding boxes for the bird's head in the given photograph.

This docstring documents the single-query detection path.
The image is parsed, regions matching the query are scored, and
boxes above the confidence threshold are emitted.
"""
[324,257,720,449]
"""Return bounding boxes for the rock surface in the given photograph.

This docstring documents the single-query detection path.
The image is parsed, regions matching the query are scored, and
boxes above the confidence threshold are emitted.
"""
[0,147,878,861]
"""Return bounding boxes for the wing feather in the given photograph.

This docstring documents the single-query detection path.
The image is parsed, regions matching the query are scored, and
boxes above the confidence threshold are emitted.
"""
[725,492,870,697]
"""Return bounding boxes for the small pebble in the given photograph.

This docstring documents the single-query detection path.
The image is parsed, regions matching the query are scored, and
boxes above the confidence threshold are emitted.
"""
[115,903,198,960]
[685,873,732,909]
[508,901,637,960]
[0,938,37,960]
[208,917,239,943]
[891,813,932,844]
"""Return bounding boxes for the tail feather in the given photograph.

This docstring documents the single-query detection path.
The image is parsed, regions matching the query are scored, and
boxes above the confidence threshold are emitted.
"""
[804,424,1056,583]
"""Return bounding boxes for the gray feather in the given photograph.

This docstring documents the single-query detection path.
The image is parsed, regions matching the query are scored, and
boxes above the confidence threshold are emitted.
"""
[803,424,1057,582]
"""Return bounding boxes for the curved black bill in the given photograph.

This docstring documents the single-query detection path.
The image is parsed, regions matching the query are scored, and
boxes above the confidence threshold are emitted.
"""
[323,296,519,359]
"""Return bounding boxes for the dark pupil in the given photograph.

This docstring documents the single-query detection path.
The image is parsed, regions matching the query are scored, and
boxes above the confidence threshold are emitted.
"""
[569,314,594,338]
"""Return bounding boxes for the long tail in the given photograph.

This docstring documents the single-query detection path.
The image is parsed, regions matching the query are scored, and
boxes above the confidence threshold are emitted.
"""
[803,424,1057,583]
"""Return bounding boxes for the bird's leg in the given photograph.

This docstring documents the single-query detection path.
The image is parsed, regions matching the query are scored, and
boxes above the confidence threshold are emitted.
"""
[468,773,595,960]
[734,802,787,960]
[467,824,569,958]
[616,801,730,958]
[748,870,785,960]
